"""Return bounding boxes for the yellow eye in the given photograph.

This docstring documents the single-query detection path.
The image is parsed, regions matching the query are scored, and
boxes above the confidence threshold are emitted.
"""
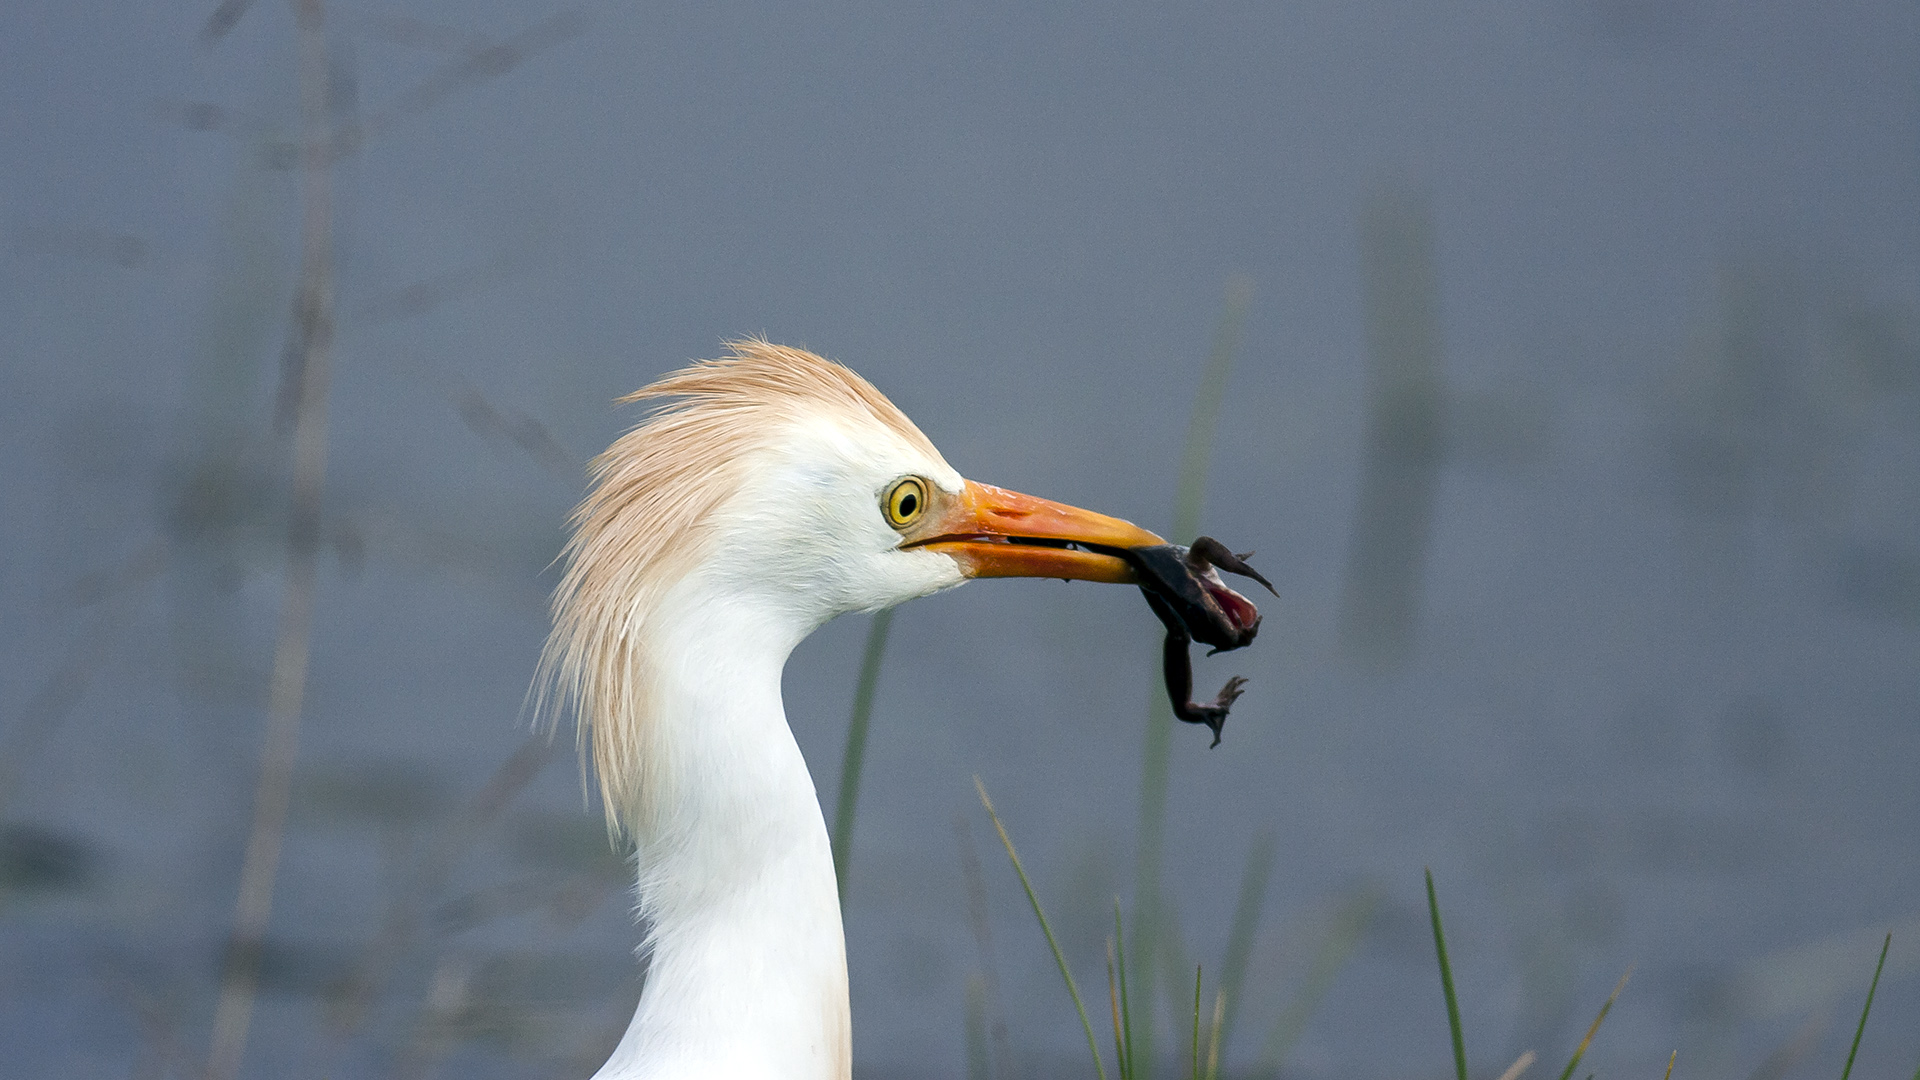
[884,477,928,528]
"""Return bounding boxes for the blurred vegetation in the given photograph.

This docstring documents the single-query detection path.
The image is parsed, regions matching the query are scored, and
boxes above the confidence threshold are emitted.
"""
[5,5,1920,1080]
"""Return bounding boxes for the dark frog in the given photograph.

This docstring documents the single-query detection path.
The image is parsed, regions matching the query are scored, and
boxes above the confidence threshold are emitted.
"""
[1124,537,1272,747]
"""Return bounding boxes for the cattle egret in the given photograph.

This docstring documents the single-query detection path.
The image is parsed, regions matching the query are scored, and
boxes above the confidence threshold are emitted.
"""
[539,340,1169,1079]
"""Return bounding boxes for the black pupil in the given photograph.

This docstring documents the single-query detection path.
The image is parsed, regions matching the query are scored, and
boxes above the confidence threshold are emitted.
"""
[898,491,917,517]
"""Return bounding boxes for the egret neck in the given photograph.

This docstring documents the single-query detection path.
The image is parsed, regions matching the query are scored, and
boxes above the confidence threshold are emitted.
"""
[592,569,848,1080]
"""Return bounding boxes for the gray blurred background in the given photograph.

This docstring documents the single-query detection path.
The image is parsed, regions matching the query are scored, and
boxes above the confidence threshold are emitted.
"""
[3,1,1917,1078]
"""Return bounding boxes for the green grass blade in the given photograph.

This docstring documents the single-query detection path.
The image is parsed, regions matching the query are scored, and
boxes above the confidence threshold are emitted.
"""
[1555,969,1632,1080]
[1216,828,1276,1054]
[1109,941,1129,1080]
[1839,933,1891,1080]
[831,608,894,900]
[976,777,1109,1080]
[1191,965,1204,1080]
[1664,1050,1676,1080]
[1205,989,1225,1080]
[1131,273,1255,1075]
[1426,869,1468,1080]
[1115,901,1136,1079]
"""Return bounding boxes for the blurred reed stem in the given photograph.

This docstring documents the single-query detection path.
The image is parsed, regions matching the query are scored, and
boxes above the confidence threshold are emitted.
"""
[1131,273,1252,1073]
[1255,885,1377,1075]
[832,608,894,900]
[1114,901,1137,1078]
[965,974,994,1080]
[1495,1050,1538,1080]
[0,568,148,814]
[956,815,1015,1079]
[1190,965,1203,1080]
[208,4,335,1077]
[1214,829,1275,1052]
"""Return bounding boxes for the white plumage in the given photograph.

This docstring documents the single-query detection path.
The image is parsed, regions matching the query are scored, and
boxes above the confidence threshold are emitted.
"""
[543,341,1163,1079]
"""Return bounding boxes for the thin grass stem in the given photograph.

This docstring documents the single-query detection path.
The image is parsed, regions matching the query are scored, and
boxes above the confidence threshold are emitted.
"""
[975,777,1108,1080]
[1116,900,1135,1077]
[1664,1051,1676,1080]
[1555,969,1632,1080]
[1205,989,1225,1080]
[831,609,894,900]
[1425,869,1468,1080]
[1839,933,1891,1080]
[1109,941,1129,1080]
[1191,965,1203,1080]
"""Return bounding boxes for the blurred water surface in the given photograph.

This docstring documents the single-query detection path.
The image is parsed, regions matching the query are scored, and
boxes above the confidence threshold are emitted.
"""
[2,1,1917,1078]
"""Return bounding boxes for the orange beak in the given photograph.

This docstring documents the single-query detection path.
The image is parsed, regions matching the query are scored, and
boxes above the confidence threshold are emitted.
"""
[907,480,1165,583]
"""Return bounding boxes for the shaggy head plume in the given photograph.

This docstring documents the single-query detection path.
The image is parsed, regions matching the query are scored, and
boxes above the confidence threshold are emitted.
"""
[533,339,946,833]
